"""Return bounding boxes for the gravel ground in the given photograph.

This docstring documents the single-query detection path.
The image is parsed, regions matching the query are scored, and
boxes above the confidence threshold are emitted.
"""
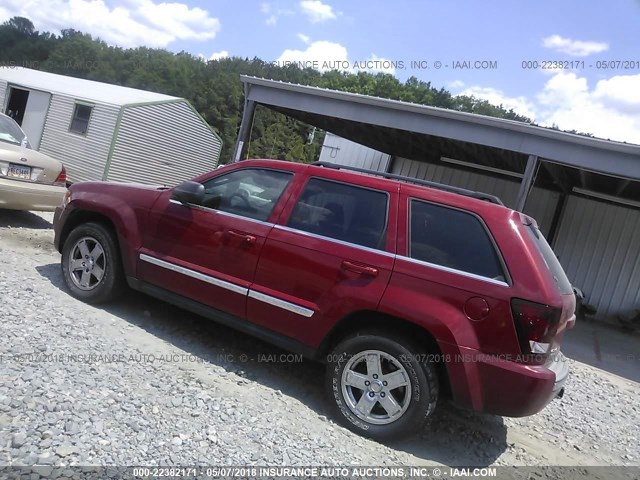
[0,210,639,473]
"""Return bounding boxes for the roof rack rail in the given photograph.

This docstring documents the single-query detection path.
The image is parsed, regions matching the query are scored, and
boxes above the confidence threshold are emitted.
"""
[311,162,505,206]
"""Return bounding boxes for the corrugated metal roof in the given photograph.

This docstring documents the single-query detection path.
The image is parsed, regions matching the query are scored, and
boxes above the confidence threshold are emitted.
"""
[240,75,640,155]
[0,68,179,106]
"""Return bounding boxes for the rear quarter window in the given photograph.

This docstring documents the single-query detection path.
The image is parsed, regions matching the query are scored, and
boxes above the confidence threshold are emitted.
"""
[409,200,506,282]
[525,225,573,295]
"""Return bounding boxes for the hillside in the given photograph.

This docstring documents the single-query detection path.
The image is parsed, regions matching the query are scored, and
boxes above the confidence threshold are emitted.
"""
[1,16,532,164]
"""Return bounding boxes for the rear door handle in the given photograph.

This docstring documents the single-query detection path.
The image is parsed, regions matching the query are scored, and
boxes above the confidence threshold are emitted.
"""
[227,230,256,245]
[341,260,378,277]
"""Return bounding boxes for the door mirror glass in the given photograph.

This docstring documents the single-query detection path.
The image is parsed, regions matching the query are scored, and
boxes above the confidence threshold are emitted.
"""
[171,181,205,205]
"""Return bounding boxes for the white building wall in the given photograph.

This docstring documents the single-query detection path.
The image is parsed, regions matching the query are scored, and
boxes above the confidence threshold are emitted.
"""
[0,80,7,112]
[106,101,222,185]
[38,94,120,182]
[320,132,390,172]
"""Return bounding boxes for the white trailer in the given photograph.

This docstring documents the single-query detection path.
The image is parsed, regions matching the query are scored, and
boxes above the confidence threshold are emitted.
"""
[0,67,222,185]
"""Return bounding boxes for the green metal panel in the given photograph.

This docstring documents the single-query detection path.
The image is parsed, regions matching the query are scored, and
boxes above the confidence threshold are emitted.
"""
[102,105,125,181]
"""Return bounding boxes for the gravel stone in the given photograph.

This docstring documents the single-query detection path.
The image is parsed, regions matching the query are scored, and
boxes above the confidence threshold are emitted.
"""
[11,433,27,448]
[0,211,639,470]
[55,445,78,457]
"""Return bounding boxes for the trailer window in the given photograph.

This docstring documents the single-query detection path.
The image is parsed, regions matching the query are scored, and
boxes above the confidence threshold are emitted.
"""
[69,104,93,135]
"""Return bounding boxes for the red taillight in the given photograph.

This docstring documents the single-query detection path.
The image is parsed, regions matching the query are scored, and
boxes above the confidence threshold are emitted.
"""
[54,166,67,186]
[511,298,561,357]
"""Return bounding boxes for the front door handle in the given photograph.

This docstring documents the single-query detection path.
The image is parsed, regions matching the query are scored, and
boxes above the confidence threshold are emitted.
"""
[227,230,256,245]
[341,260,378,277]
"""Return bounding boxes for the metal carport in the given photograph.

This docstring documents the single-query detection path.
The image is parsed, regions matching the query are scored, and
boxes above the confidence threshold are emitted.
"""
[233,75,640,323]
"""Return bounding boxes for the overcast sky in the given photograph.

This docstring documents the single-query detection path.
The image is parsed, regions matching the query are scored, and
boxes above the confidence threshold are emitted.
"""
[2,0,639,144]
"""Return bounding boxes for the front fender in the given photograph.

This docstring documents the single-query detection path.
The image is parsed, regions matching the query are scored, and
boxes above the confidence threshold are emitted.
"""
[57,185,163,278]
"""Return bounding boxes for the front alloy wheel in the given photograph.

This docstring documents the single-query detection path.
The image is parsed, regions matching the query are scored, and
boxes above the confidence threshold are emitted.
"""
[61,222,124,304]
[68,236,106,290]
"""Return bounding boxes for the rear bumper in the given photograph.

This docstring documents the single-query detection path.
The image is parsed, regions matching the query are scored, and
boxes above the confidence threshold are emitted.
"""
[547,351,570,398]
[443,344,570,417]
[0,177,66,212]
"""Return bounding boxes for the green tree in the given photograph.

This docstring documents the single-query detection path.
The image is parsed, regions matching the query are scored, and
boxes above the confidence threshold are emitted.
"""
[3,17,563,165]
[6,17,35,36]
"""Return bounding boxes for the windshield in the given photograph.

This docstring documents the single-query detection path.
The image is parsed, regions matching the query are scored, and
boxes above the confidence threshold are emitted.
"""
[0,115,29,147]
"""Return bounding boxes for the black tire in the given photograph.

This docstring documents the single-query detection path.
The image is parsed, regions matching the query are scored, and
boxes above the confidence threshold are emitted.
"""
[61,222,125,304]
[326,331,438,440]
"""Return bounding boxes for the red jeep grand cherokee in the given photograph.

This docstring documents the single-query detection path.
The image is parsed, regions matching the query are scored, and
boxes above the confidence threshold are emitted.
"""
[53,159,575,439]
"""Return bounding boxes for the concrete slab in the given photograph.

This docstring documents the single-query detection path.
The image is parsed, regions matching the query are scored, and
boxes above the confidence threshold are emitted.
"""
[562,318,640,383]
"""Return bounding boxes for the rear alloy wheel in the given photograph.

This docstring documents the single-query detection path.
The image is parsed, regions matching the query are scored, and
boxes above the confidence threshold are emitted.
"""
[61,222,124,304]
[326,332,438,440]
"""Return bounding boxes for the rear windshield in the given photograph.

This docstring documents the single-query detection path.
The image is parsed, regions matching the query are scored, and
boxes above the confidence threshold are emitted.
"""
[0,115,28,147]
[526,225,573,295]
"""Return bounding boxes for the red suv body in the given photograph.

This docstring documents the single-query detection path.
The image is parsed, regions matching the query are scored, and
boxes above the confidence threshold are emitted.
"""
[53,159,576,439]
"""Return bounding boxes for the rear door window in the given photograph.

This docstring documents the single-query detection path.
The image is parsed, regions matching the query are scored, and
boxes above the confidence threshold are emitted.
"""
[287,178,389,250]
[409,199,506,282]
[526,225,573,294]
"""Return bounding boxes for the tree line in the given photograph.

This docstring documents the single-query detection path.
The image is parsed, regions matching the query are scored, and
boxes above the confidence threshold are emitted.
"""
[1,16,538,164]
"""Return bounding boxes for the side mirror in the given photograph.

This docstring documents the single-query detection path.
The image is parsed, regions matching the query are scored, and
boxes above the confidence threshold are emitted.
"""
[171,181,205,205]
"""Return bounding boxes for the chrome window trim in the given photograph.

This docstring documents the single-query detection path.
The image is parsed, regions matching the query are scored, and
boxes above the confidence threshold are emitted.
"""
[168,199,275,228]
[248,290,315,318]
[203,206,275,227]
[396,255,509,287]
[139,253,248,295]
[273,225,395,258]
[139,253,315,317]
